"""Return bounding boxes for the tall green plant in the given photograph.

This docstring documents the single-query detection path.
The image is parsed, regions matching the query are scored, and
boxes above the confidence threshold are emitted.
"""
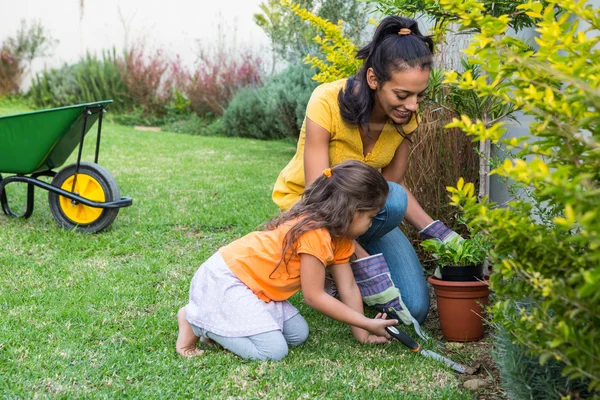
[280,0,362,82]
[28,49,128,112]
[365,0,556,38]
[441,0,600,392]
[254,0,369,65]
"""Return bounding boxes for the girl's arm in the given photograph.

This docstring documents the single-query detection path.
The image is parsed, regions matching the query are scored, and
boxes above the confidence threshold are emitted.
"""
[381,139,434,231]
[300,253,396,343]
[303,118,331,186]
[329,260,392,344]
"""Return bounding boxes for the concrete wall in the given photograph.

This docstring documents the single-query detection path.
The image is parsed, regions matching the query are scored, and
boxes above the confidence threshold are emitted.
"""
[489,25,539,205]
[489,0,599,204]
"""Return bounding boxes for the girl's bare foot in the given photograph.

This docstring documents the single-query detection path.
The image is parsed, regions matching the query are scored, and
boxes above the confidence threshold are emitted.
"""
[199,336,216,346]
[176,307,204,357]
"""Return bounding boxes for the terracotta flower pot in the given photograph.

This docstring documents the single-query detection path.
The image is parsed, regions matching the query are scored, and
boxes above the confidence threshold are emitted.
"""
[427,276,490,342]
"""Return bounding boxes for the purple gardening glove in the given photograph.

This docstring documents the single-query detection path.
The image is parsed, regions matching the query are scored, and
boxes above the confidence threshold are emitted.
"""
[418,220,462,244]
[350,253,430,340]
[419,220,463,278]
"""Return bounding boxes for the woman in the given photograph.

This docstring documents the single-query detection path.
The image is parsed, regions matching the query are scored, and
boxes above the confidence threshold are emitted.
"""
[272,16,459,323]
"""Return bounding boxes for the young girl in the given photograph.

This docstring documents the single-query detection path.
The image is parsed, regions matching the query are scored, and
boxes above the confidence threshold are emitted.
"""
[272,16,461,324]
[176,160,399,361]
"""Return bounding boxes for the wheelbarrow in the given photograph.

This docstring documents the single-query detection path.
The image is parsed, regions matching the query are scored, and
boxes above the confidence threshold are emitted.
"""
[0,100,132,233]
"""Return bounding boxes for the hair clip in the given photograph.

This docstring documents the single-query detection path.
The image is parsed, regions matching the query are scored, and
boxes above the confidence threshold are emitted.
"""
[398,28,412,36]
[323,168,332,178]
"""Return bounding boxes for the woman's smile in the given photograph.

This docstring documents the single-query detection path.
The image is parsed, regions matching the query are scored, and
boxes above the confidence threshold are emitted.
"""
[393,109,411,119]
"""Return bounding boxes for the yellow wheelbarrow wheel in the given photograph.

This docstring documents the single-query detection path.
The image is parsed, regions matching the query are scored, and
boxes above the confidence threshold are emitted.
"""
[48,162,121,233]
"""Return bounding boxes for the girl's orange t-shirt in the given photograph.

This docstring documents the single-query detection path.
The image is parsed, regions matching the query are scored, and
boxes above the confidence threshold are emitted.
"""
[220,219,354,303]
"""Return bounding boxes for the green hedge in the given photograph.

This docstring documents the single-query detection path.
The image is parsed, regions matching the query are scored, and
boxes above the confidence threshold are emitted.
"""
[223,63,318,140]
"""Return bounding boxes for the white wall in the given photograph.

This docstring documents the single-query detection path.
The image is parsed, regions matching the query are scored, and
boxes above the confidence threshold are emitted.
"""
[0,0,272,88]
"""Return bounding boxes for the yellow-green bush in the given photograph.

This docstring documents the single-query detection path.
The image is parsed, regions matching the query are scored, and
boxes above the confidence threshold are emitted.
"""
[442,0,600,393]
[255,0,369,64]
[281,0,362,82]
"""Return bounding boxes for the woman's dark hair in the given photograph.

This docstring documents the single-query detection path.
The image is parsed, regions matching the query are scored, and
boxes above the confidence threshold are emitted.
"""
[267,160,388,273]
[338,16,434,133]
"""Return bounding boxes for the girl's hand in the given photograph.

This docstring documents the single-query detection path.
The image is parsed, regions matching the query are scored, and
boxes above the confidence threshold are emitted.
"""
[357,313,398,344]
[360,334,391,344]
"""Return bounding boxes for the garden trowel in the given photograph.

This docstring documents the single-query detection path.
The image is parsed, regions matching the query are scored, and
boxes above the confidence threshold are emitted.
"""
[385,325,466,374]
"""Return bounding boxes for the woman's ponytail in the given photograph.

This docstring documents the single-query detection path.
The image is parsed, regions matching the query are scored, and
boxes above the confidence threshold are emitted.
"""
[339,16,434,130]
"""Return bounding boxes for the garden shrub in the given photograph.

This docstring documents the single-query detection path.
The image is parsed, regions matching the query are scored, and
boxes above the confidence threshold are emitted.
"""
[28,63,80,106]
[180,52,264,117]
[222,87,273,139]
[223,63,318,139]
[204,118,225,137]
[439,0,600,393]
[28,45,177,119]
[118,45,171,115]
[494,318,592,399]
[261,63,318,137]
[111,106,165,127]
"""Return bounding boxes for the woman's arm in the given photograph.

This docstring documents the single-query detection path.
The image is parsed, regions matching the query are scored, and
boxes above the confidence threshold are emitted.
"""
[300,253,395,342]
[381,139,434,231]
[303,118,331,186]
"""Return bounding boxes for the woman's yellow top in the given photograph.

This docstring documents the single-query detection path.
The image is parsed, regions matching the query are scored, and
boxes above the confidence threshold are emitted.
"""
[272,79,419,211]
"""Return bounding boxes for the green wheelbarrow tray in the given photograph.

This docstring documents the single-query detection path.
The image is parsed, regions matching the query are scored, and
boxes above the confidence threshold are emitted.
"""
[0,100,133,233]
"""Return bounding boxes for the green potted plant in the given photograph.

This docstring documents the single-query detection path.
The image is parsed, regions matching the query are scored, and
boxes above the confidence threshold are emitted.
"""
[421,235,491,342]
[421,234,488,281]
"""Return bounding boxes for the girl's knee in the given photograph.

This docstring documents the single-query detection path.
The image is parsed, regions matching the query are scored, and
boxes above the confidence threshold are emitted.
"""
[259,343,289,361]
[283,314,309,346]
[254,332,289,361]
[290,324,309,346]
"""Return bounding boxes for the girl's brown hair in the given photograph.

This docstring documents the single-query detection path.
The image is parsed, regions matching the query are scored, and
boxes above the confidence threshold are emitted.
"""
[267,160,389,273]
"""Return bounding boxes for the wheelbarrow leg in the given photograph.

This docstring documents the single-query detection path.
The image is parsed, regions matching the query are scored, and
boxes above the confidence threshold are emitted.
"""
[0,171,55,219]
[0,173,35,218]
[0,173,8,216]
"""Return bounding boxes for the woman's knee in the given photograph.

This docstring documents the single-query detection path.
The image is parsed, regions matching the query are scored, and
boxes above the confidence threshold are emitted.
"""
[383,182,407,224]
[358,183,408,247]
[405,293,430,324]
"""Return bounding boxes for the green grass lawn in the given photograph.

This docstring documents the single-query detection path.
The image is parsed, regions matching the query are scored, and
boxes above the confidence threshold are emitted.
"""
[0,102,475,399]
